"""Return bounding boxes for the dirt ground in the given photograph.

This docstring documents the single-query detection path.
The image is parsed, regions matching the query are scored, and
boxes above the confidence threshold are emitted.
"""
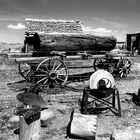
[0,55,140,140]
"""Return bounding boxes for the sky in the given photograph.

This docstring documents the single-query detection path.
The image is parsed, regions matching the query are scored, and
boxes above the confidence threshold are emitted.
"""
[0,0,140,43]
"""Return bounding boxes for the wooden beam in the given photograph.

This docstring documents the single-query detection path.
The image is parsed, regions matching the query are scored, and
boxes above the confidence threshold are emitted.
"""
[19,115,40,140]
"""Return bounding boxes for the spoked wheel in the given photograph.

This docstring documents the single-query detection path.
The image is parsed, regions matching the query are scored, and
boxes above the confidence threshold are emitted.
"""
[118,58,131,78]
[18,62,34,82]
[36,58,68,88]
[93,58,107,71]
[108,64,115,74]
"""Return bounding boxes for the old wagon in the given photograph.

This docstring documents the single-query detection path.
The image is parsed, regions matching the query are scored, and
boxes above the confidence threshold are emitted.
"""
[93,52,131,78]
[15,19,131,89]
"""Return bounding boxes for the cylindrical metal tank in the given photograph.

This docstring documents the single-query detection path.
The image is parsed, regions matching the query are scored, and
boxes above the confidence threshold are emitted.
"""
[89,69,115,89]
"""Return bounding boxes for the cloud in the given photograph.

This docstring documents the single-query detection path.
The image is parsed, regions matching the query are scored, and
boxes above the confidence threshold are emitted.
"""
[123,30,127,34]
[93,28,112,33]
[82,25,112,35]
[82,25,94,32]
[7,23,25,30]
[93,17,125,29]
[135,31,140,33]
[82,25,127,41]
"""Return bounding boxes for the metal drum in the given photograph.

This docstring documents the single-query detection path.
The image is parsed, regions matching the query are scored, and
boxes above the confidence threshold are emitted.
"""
[89,69,115,89]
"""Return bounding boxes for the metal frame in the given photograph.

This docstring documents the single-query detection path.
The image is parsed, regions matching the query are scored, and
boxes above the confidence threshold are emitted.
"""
[81,87,121,117]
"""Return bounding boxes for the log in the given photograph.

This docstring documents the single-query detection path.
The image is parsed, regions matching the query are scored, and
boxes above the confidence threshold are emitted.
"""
[15,57,52,63]
[16,107,41,140]
[40,34,116,52]
[15,54,106,64]
[19,115,40,140]
[67,112,97,140]
[6,52,32,58]
[25,33,116,53]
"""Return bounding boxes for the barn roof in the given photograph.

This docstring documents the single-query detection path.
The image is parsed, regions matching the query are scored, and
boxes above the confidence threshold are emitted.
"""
[25,18,83,36]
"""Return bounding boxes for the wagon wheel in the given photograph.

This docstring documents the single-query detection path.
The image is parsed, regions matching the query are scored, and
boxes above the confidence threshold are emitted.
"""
[93,58,106,71]
[107,63,115,74]
[36,58,68,88]
[118,58,131,78]
[18,62,33,82]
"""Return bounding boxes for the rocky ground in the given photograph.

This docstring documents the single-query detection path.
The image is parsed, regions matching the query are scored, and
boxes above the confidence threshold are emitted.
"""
[0,54,140,140]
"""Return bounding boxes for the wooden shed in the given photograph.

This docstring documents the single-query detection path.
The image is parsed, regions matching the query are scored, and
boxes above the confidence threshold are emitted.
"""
[126,33,140,53]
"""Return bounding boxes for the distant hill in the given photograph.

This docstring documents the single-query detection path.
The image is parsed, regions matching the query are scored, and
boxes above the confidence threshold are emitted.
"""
[0,42,23,53]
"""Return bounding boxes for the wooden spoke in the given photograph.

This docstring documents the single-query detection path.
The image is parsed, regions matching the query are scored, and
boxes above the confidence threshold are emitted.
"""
[44,79,49,84]
[93,58,106,71]
[57,76,65,82]
[40,64,50,73]
[54,63,62,72]
[38,67,49,74]
[37,77,48,84]
[56,68,66,73]
[35,74,49,77]
[118,58,131,78]
[52,59,58,70]
[54,79,60,85]
[18,62,33,82]
[120,71,124,78]
[123,58,131,68]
